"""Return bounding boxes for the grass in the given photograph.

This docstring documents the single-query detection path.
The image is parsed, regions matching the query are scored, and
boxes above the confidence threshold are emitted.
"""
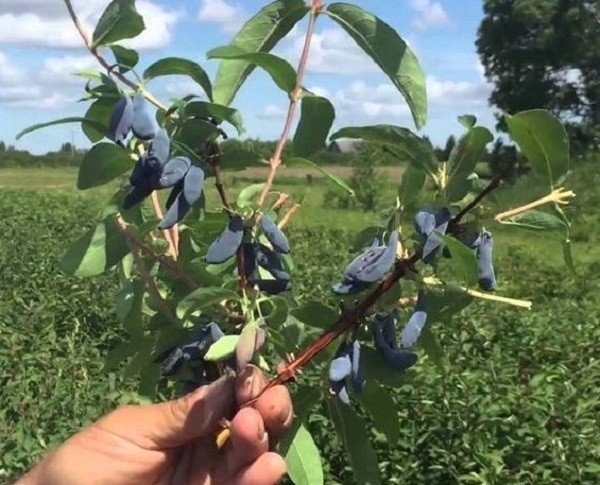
[1,161,599,482]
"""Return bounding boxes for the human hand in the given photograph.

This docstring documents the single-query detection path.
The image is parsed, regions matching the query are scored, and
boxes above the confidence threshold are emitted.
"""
[19,365,293,485]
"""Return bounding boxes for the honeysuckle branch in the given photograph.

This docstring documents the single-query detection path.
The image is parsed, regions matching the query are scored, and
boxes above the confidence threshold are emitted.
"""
[126,233,178,323]
[249,174,505,402]
[278,203,301,229]
[494,187,576,222]
[257,1,322,208]
[271,193,291,211]
[116,215,199,291]
[422,277,532,309]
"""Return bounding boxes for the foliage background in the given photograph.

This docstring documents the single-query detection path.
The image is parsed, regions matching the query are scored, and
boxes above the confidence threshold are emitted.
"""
[1,157,599,483]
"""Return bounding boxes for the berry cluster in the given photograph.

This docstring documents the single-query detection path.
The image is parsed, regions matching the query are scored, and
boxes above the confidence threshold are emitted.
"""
[109,94,205,229]
[328,205,498,403]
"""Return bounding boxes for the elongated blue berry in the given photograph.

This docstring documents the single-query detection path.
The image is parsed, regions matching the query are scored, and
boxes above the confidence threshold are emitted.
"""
[255,244,290,281]
[150,128,170,165]
[205,216,244,263]
[132,93,157,140]
[415,207,452,263]
[253,279,291,295]
[373,312,418,370]
[159,191,189,230]
[108,96,134,144]
[475,229,496,291]
[183,166,205,206]
[351,340,366,393]
[332,232,398,294]
[261,215,290,254]
[400,290,427,348]
[159,157,191,189]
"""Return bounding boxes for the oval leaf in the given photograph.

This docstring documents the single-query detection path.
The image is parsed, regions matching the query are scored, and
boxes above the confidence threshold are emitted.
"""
[184,101,245,135]
[287,158,354,196]
[208,46,296,94]
[92,0,145,47]
[285,425,324,485]
[327,398,381,485]
[111,45,139,74]
[499,210,568,232]
[331,125,437,175]
[292,95,335,158]
[60,215,130,277]
[506,109,570,187]
[211,0,310,106]
[204,335,240,361]
[78,143,133,190]
[446,126,493,202]
[177,287,238,318]
[144,57,213,101]
[326,3,427,129]
[17,117,106,140]
[436,232,479,287]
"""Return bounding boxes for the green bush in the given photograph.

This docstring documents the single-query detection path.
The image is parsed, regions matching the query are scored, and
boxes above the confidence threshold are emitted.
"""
[1,183,598,483]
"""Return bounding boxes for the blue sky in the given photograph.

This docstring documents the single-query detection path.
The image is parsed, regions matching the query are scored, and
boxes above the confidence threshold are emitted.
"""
[0,0,496,154]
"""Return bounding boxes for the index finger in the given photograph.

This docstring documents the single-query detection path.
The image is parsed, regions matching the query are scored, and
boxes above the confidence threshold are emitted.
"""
[234,365,293,441]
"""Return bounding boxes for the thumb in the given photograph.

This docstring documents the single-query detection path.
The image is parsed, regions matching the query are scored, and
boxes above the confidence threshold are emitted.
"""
[96,373,236,450]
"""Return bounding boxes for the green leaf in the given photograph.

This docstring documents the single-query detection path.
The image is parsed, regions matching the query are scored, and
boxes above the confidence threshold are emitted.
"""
[60,215,130,277]
[104,341,137,371]
[208,46,296,94]
[78,143,133,190]
[563,237,576,274]
[144,57,213,101]
[285,425,324,485]
[331,125,437,175]
[361,346,411,387]
[212,0,310,106]
[425,285,473,325]
[446,126,493,202]
[292,96,335,158]
[92,0,145,47]
[83,98,116,143]
[499,210,568,232]
[419,326,444,371]
[287,158,354,195]
[175,119,221,152]
[184,101,244,135]
[204,335,240,361]
[177,287,238,318]
[139,363,161,399]
[327,398,381,485]
[360,381,400,444]
[262,296,288,328]
[506,109,570,187]
[111,45,139,74]
[16,117,106,140]
[237,183,265,208]
[399,164,426,206]
[326,3,427,129]
[116,279,145,340]
[291,300,339,330]
[436,233,479,287]
[458,114,477,129]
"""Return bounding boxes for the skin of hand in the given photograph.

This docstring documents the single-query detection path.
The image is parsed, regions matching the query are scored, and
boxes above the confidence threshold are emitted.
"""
[18,365,293,485]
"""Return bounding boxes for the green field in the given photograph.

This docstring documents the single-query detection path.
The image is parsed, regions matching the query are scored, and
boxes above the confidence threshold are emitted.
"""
[1,164,599,482]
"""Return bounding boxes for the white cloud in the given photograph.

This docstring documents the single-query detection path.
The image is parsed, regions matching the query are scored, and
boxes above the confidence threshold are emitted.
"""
[315,76,491,124]
[411,0,449,31]
[198,0,247,34]
[0,0,180,49]
[0,51,91,109]
[257,104,287,120]
[283,27,377,75]
[427,76,491,105]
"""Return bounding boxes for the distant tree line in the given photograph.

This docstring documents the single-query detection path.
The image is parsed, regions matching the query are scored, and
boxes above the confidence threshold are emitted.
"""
[0,137,524,180]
